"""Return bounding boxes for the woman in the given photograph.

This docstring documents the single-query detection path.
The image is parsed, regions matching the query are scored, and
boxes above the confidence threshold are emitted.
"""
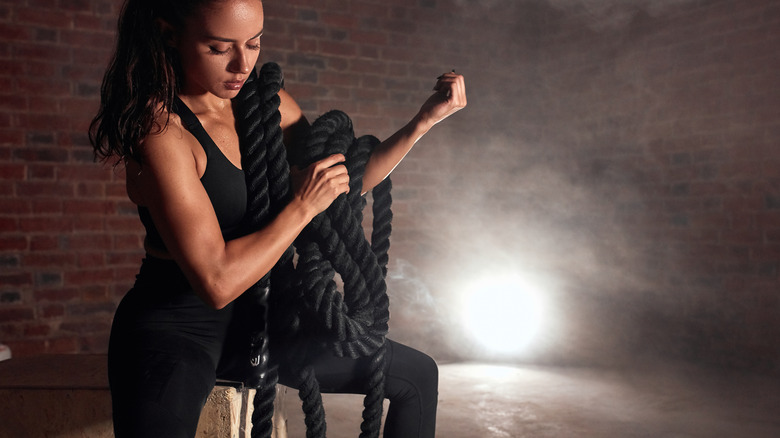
[90,0,466,437]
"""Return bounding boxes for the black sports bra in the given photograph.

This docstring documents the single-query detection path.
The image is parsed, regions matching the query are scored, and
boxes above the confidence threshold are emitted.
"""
[138,97,248,251]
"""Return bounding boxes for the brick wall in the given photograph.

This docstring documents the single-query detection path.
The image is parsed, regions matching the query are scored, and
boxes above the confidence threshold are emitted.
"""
[0,0,131,356]
[1,0,779,374]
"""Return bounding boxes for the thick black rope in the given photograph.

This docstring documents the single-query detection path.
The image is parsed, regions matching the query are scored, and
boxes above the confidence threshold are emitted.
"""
[232,62,287,438]
[233,62,393,438]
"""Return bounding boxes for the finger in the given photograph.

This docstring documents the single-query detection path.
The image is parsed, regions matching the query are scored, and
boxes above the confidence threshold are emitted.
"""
[433,76,455,92]
[433,74,464,97]
[313,154,346,171]
[439,74,466,106]
[434,79,461,102]
[322,163,349,180]
[335,173,350,194]
[436,69,458,78]
[321,171,350,197]
[450,75,467,107]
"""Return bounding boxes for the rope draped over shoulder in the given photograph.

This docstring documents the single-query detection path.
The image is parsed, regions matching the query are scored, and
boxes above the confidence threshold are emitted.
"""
[232,62,394,438]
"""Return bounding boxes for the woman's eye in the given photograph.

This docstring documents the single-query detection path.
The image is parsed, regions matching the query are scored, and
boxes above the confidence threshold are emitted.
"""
[208,46,229,55]
[247,38,261,51]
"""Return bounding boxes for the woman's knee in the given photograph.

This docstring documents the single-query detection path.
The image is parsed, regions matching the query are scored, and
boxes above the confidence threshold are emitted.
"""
[386,341,438,402]
[416,351,438,395]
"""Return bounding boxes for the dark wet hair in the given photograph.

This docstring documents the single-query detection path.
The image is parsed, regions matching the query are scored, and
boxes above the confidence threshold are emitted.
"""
[88,0,219,163]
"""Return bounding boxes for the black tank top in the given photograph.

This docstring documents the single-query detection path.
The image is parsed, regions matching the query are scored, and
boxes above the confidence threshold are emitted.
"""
[139,97,248,250]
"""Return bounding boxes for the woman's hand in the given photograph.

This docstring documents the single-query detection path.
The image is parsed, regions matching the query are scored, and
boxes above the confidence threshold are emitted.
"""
[290,153,350,219]
[416,71,467,130]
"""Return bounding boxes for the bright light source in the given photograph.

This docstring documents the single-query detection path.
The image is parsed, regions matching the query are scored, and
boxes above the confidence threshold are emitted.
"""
[460,274,546,356]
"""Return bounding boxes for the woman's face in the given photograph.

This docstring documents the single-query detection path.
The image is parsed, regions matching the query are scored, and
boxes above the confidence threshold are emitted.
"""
[174,0,264,99]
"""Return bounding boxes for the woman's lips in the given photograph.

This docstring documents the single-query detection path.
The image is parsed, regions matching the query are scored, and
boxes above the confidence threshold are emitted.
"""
[224,80,245,90]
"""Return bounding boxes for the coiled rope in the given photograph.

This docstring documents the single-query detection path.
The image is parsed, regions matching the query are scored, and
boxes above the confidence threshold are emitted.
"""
[232,62,394,438]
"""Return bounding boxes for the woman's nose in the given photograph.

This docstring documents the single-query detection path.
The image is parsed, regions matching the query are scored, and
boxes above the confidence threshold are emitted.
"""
[229,50,251,74]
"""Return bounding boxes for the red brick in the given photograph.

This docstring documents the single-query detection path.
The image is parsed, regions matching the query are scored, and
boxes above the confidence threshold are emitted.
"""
[319,70,359,87]
[105,217,143,232]
[63,199,115,216]
[319,40,358,57]
[19,217,73,233]
[0,235,28,251]
[24,323,51,337]
[106,183,127,197]
[107,251,143,266]
[47,337,80,354]
[114,265,141,282]
[320,12,358,29]
[352,2,389,19]
[35,287,79,302]
[349,29,388,46]
[27,164,56,180]
[25,252,76,269]
[79,333,110,354]
[4,339,47,357]
[16,181,74,198]
[17,6,74,27]
[16,78,71,97]
[60,319,111,335]
[64,233,111,251]
[112,234,143,251]
[0,23,34,41]
[14,148,69,165]
[77,252,106,268]
[31,198,63,214]
[0,198,30,214]
[29,235,59,251]
[0,129,24,145]
[27,96,62,114]
[81,286,111,303]
[0,95,28,112]
[39,303,65,318]
[63,267,114,286]
[76,182,106,197]
[74,45,114,66]
[12,42,72,63]
[0,306,34,322]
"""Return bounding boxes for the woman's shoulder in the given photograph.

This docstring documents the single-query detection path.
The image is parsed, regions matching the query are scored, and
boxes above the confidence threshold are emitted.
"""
[128,109,200,200]
[139,109,192,160]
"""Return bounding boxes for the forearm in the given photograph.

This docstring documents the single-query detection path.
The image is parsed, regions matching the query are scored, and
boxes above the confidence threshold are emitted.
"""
[361,71,467,193]
[190,199,313,309]
[362,113,433,194]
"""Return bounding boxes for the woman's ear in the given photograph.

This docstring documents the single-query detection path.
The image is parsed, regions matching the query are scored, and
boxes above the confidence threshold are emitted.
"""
[156,18,178,48]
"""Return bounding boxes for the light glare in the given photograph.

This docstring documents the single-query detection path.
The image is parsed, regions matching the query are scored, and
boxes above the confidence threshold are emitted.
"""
[461,275,545,356]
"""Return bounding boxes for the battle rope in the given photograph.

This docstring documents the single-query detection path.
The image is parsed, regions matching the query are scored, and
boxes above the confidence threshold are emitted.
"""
[233,62,394,438]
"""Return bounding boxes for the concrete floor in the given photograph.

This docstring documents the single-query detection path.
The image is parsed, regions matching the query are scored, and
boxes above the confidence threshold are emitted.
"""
[279,361,780,437]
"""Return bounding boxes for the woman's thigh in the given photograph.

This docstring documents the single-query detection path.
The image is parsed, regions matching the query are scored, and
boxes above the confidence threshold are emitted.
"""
[109,331,216,438]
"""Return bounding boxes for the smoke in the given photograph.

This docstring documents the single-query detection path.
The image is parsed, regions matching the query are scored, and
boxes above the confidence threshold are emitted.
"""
[446,0,698,32]
[386,258,437,311]
[546,0,698,31]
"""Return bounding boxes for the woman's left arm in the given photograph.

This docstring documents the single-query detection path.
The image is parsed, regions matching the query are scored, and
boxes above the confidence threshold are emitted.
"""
[278,72,467,193]
[362,71,466,193]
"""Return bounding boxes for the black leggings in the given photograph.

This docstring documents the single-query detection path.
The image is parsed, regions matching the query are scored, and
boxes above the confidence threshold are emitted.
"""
[278,339,439,437]
[109,336,438,438]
